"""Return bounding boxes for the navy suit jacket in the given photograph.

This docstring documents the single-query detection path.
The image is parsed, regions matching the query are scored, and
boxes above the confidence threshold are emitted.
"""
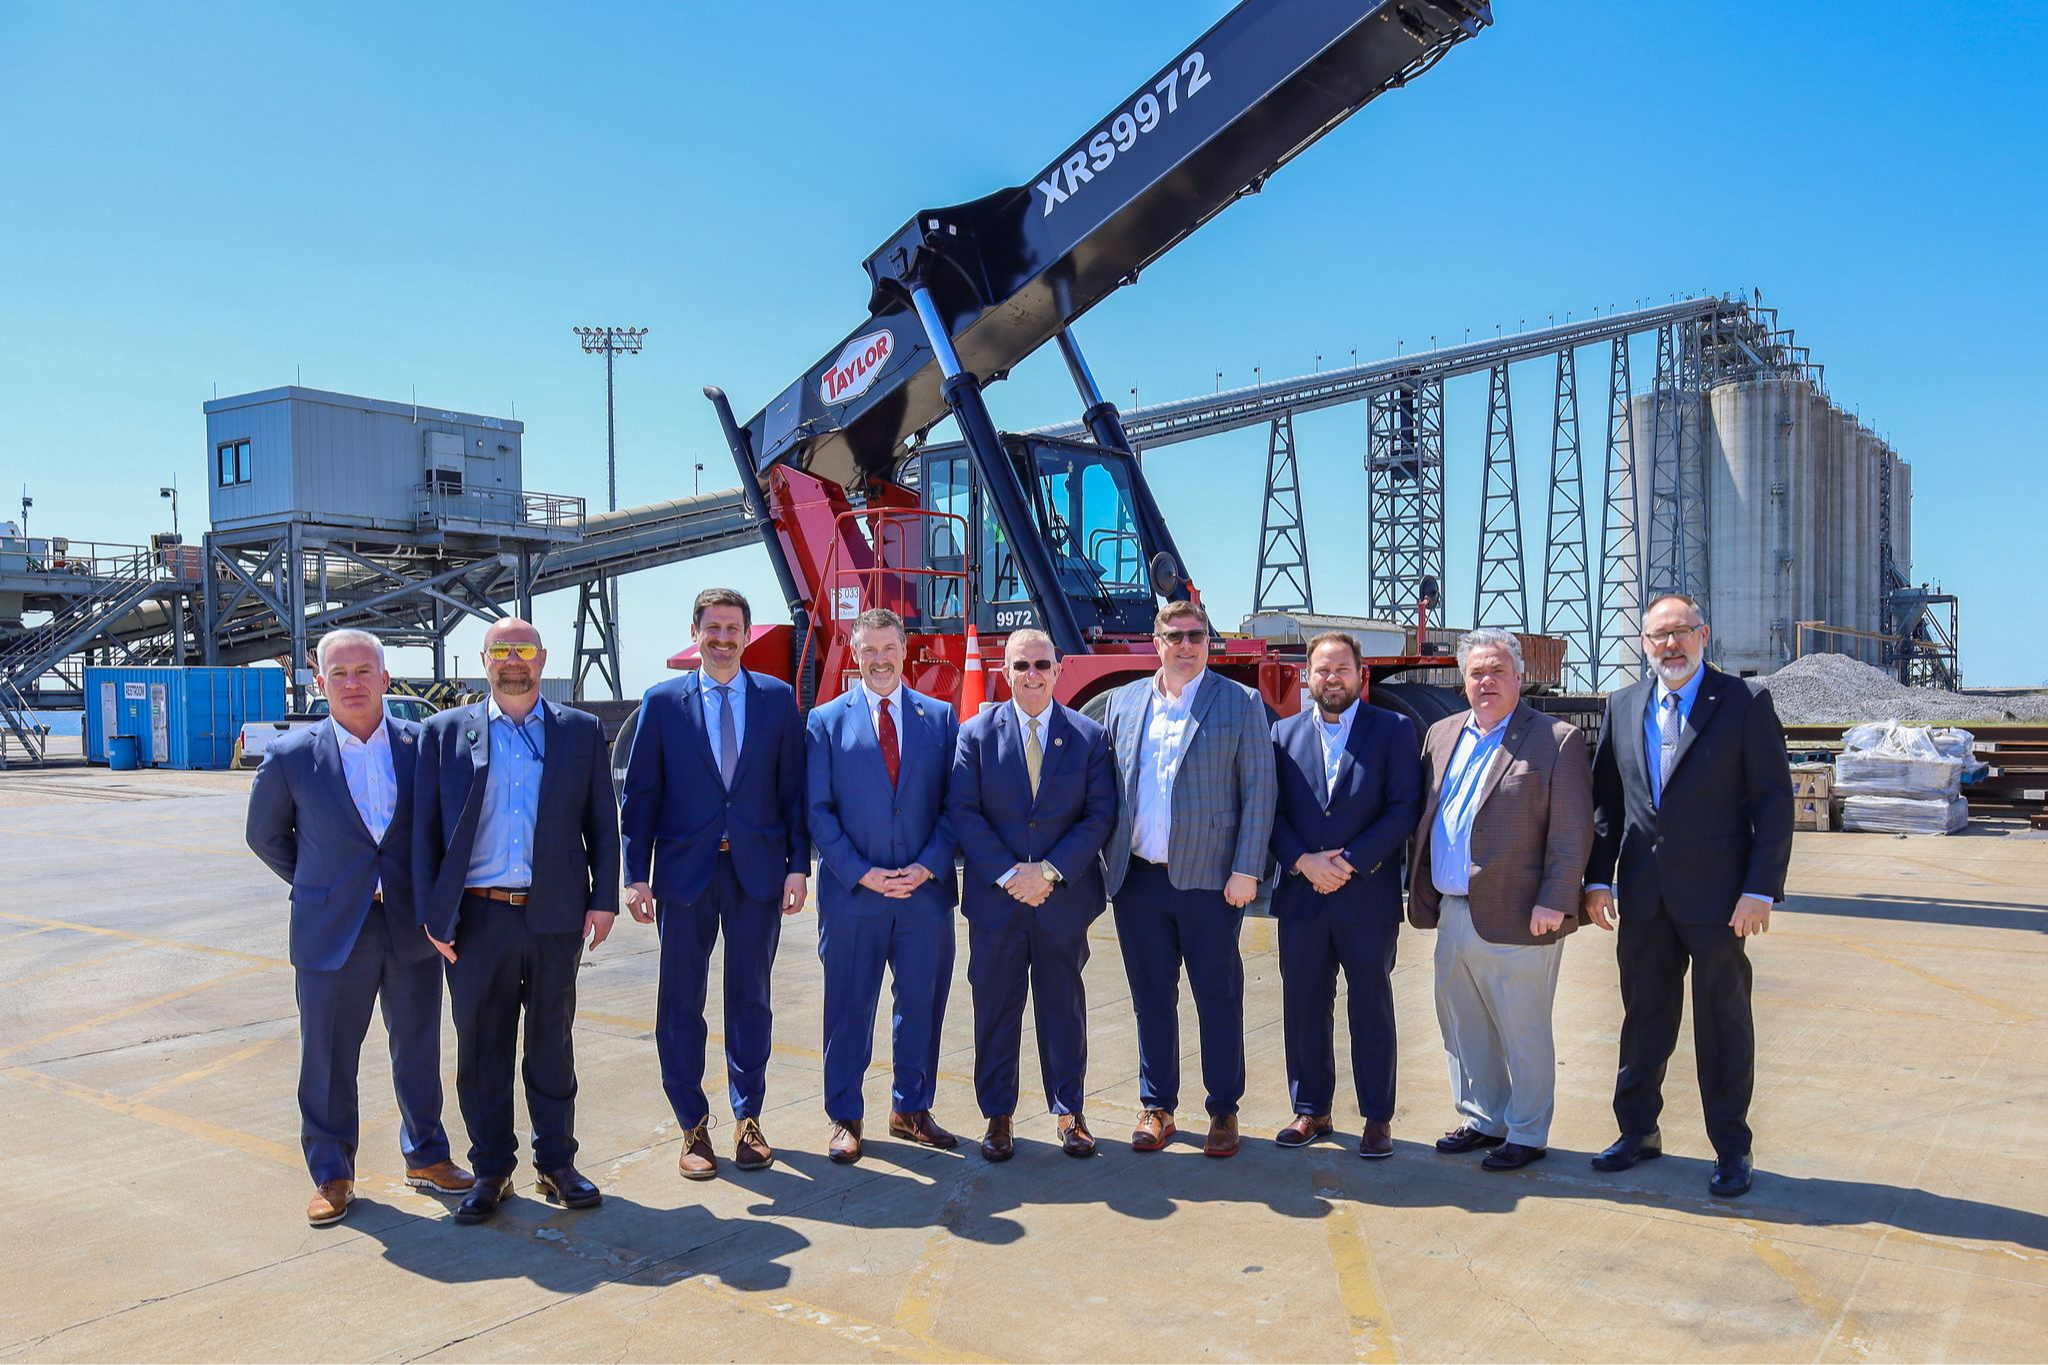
[246,717,433,972]
[412,699,621,942]
[620,670,808,906]
[1268,705,1422,922]
[806,685,958,916]
[948,701,1117,937]
[1587,668,1794,924]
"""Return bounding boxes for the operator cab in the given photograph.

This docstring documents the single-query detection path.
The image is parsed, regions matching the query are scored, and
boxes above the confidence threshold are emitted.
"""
[916,434,1160,639]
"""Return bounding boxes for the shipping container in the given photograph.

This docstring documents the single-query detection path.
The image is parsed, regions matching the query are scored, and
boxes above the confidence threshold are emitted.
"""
[83,666,287,769]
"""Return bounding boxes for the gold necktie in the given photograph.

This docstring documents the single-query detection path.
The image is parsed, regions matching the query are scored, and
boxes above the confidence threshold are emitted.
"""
[1024,715,1043,798]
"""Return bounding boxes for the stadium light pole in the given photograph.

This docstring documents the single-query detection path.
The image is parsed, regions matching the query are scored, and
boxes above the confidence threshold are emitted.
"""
[570,325,647,701]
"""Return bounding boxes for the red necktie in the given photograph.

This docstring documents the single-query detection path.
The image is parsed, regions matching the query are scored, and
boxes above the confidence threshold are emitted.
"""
[878,697,900,788]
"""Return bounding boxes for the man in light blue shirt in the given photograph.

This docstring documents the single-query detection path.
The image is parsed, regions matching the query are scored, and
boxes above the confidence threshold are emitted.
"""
[1428,712,1511,897]
[465,695,547,889]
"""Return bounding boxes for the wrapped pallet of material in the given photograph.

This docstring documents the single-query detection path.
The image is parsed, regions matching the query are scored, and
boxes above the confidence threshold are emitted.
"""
[1833,722,1969,799]
[1840,794,1970,835]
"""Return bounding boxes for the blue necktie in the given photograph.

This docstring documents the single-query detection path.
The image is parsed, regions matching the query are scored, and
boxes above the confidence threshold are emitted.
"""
[715,684,738,789]
[1655,694,1680,806]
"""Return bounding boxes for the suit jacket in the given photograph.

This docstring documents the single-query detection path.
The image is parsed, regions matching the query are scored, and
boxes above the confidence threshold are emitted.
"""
[412,699,621,942]
[1269,705,1422,923]
[805,685,959,916]
[619,669,807,906]
[948,701,1117,937]
[1101,672,1278,896]
[1409,702,1593,946]
[1587,668,1794,923]
[245,716,432,973]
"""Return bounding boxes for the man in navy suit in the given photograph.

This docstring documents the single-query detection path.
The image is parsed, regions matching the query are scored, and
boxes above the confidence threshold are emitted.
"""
[622,588,808,1179]
[414,618,620,1224]
[246,629,473,1226]
[1268,632,1422,1158]
[806,607,960,1164]
[1583,592,1793,1199]
[948,629,1117,1162]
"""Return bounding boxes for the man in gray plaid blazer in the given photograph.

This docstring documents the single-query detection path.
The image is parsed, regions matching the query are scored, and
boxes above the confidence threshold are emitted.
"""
[1102,601,1278,1158]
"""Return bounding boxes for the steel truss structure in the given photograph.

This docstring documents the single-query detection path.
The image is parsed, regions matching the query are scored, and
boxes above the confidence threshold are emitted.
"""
[1253,413,1314,613]
[1365,379,1443,620]
[1472,362,1528,630]
[1540,346,1592,687]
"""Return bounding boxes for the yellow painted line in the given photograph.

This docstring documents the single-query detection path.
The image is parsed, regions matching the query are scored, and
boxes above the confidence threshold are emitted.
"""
[1800,933,2034,1023]
[0,944,143,993]
[1313,1153,1398,1363]
[0,824,254,859]
[576,1008,977,1088]
[0,924,66,947]
[0,911,291,970]
[131,1034,286,1103]
[892,1170,1002,1363]
[1,1062,320,1173]
[1745,1230,1873,1351]
[0,966,271,1061]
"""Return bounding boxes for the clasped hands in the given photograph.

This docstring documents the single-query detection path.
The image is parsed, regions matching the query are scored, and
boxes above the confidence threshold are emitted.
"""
[1294,849,1356,895]
[858,864,933,900]
[1003,864,1054,908]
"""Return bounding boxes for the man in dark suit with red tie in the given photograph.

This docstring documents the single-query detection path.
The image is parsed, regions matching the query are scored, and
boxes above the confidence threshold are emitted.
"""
[1583,593,1794,1199]
[1267,632,1422,1158]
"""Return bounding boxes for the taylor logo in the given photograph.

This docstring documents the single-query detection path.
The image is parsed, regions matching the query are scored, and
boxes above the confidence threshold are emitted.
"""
[820,329,894,405]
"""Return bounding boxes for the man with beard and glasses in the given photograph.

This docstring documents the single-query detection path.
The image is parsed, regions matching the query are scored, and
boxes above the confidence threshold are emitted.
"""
[622,587,808,1179]
[1582,593,1792,1199]
[1267,632,1422,1159]
[805,608,960,1164]
[947,629,1117,1161]
[414,618,619,1224]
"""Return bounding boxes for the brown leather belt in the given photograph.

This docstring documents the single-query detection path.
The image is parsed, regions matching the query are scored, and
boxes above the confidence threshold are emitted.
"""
[466,886,531,905]
[719,838,731,852]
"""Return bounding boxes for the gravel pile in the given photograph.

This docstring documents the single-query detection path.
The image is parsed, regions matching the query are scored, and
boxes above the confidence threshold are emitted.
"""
[1757,652,2048,726]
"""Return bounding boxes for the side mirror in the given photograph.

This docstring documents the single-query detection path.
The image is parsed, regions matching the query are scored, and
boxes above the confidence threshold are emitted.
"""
[1148,551,1187,599]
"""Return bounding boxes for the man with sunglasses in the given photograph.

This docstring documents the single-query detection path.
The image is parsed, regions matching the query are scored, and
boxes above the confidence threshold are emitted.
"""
[948,629,1117,1161]
[621,588,808,1179]
[414,618,620,1223]
[1100,602,1277,1158]
[1582,593,1792,1199]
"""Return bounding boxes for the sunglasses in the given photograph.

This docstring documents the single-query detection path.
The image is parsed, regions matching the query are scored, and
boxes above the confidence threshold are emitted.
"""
[1008,658,1055,673]
[486,643,540,661]
[1157,629,1208,646]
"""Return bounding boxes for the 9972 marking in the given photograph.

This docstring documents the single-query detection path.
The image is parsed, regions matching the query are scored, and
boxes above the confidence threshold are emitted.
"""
[1036,51,1212,217]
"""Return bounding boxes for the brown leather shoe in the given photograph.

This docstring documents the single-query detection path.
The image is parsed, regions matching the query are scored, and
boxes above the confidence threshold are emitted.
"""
[405,1159,476,1193]
[1359,1118,1394,1159]
[306,1179,353,1227]
[1131,1108,1176,1152]
[678,1120,717,1181]
[733,1117,773,1172]
[1275,1114,1333,1149]
[980,1115,1014,1162]
[889,1109,960,1150]
[1204,1113,1241,1159]
[1057,1112,1096,1158]
[828,1119,864,1164]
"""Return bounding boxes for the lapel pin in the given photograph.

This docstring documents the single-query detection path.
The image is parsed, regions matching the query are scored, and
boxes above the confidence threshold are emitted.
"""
[466,730,477,742]
[402,734,415,745]
[1054,736,1064,746]
[915,704,925,716]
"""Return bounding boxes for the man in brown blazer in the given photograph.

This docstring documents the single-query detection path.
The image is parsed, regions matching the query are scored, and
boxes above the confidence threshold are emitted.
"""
[1409,628,1593,1171]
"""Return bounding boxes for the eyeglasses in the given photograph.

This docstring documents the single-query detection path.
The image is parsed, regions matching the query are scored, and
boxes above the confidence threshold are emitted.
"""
[1157,629,1209,646]
[1641,626,1701,645]
[486,642,540,661]
[1008,658,1055,673]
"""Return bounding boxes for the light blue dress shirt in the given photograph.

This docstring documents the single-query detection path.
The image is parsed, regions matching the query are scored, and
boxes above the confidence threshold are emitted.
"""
[701,668,747,770]
[466,697,547,889]
[1645,664,1707,808]
[1430,711,1511,896]
[1314,699,1358,801]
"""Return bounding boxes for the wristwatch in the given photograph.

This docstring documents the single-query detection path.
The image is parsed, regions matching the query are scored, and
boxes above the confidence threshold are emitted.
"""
[1040,861,1061,883]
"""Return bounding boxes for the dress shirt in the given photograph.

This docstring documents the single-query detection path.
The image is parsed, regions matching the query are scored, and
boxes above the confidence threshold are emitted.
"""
[859,680,905,759]
[466,697,547,889]
[701,668,747,766]
[997,699,1060,887]
[329,715,396,844]
[1429,709,1511,897]
[1313,699,1359,802]
[1131,669,1205,865]
[1645,664,1706,806]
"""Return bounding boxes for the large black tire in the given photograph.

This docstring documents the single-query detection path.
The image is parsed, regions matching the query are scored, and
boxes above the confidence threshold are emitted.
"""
[1368,680,1465,749]
[609,705,641,790]
[1079,690,1114,727]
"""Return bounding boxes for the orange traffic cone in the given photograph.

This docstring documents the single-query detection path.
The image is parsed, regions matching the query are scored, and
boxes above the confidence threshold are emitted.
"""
[960,624,986,717]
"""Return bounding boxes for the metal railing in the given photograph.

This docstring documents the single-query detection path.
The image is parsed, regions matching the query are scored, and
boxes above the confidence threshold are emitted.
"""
[413,484,586,535]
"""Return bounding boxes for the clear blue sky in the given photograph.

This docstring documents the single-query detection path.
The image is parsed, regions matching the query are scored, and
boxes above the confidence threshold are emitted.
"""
[3,1,2040,690]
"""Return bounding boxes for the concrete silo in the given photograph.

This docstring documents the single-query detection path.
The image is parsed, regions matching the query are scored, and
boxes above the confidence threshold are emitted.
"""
[1706,380,1797,674]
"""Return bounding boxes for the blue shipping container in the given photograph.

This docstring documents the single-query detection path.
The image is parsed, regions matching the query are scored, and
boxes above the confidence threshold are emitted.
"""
[83,666,288,770]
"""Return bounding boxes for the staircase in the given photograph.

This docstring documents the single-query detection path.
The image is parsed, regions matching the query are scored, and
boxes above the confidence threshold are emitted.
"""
[0,548,166,768]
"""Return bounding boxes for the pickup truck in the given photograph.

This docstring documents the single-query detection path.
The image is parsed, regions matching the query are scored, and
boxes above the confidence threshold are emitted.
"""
[234,695,440,769]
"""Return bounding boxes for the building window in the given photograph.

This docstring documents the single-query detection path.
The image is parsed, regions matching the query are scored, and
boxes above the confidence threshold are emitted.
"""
[217,439,251,487]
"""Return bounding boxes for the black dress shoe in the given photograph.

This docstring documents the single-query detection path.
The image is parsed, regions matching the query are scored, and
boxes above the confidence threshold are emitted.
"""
[536,1166,602,1209]
[452,1175,514,1224]
[1709,1153,1754,1198]
[1481,1142,1547,1171]
[1590,1131,1663,1172]
[1434,1125,1507,1154]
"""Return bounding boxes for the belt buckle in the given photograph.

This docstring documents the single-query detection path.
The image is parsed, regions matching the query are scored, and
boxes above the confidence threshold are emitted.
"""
[718,837,732,852]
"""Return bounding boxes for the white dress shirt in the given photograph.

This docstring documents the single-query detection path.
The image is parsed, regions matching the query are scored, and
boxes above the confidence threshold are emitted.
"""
[1132,670,1204,864]
[998,698,1060,886]
[859,679,906,758]
[329,715,396,844]
[1313,699,1359,801]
